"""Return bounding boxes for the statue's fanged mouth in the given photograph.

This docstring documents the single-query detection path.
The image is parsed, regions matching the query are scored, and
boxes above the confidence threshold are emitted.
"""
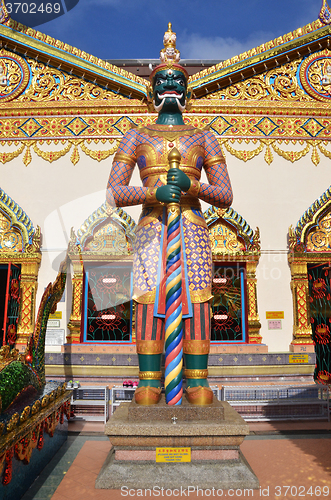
[157,91,183,99]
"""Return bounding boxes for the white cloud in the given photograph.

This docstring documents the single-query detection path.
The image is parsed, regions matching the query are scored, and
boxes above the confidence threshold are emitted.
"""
[178,31,275,61]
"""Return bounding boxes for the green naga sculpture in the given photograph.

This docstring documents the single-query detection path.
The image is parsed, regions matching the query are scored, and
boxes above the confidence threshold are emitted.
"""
[0,257,67,414]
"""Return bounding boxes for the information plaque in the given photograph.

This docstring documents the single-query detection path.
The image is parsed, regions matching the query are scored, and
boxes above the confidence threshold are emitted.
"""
[156,447,191,463]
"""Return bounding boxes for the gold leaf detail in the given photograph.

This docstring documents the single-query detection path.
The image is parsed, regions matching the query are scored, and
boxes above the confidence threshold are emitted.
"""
[272,142,310,162]
[80,140,119,162]
[31,400,41,414]
[311,145,320,166]
[23,145,32,167]
[0,144,25,164]
[206,59,309,102]
[223,140,263,162]
[318,142,331,159]
[70,145,80,165]
[264,143,273,165]
[19,59,127,102]
[7,413,19,431]
[33,142,72,163]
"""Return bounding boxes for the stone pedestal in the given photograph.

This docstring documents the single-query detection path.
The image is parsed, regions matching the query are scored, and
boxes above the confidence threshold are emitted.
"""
[96,396,259,490]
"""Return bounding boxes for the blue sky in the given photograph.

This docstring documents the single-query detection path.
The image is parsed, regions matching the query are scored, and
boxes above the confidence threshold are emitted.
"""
[36,0,322,61]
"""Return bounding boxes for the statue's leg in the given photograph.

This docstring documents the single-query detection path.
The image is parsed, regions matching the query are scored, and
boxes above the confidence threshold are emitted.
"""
[134,303,164,405]
[183,302,213,405]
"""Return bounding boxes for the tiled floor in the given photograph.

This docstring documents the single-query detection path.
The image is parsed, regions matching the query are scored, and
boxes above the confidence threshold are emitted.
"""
[21,420,331,500]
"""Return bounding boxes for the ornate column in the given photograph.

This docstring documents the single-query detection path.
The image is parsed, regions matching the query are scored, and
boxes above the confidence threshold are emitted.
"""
[16,260,40,347]
[246,259,262,344]
[67,255,84,343]
[15,229,42,349]
[289,259,313,347]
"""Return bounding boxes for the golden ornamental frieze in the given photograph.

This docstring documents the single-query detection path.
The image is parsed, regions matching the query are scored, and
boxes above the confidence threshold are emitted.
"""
[0,137,331,167]
[18,59,127,102]
[0,115,147,140]
[219,138,329,166]
[0,112,331,142]
[206,59,310,101]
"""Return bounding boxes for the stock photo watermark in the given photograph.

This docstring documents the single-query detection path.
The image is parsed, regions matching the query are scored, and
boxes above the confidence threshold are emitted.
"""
[120,485,330,497]
[4,0,79,27]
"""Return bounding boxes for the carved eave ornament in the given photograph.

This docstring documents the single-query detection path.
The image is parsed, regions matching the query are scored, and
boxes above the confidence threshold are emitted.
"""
[289,185,331,262]
[0,187,41,259]
[0,2,327,107]
[69,203,136,262]
[204,206,260,261]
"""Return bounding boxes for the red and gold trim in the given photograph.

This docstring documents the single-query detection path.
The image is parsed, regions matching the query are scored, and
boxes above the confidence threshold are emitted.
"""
[189,287,213,304]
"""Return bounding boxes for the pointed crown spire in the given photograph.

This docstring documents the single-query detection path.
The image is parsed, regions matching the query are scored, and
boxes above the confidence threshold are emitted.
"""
[149,23,188,82]
[160,23,180,63]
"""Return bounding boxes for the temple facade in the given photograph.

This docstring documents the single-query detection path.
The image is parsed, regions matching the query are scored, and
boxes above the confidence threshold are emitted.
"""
[1,0,331,384]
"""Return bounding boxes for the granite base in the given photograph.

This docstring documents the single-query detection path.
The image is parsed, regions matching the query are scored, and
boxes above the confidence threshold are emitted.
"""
[96,397,259,490]
[96,448,258,490]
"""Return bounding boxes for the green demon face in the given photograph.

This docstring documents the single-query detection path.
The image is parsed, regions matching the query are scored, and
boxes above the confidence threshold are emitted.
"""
[152,68,187,113]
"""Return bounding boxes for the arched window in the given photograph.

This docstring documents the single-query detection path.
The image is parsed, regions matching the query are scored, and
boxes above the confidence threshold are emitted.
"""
[289,186,331,383]
[205,206,262,344]
[67,203,135,344]
[0,188,41,348]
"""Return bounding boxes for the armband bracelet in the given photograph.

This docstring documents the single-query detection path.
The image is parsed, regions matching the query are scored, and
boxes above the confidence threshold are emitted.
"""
[113,152,136,168]
[204,155,226,168]
[187,179,200,197]
[146,187,158,204]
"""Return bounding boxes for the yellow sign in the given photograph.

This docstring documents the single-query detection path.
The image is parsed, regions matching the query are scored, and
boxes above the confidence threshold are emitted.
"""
[266,311,284,319]
[49,311,62,319]
[156,447,191,463]
[289,354,309,364]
